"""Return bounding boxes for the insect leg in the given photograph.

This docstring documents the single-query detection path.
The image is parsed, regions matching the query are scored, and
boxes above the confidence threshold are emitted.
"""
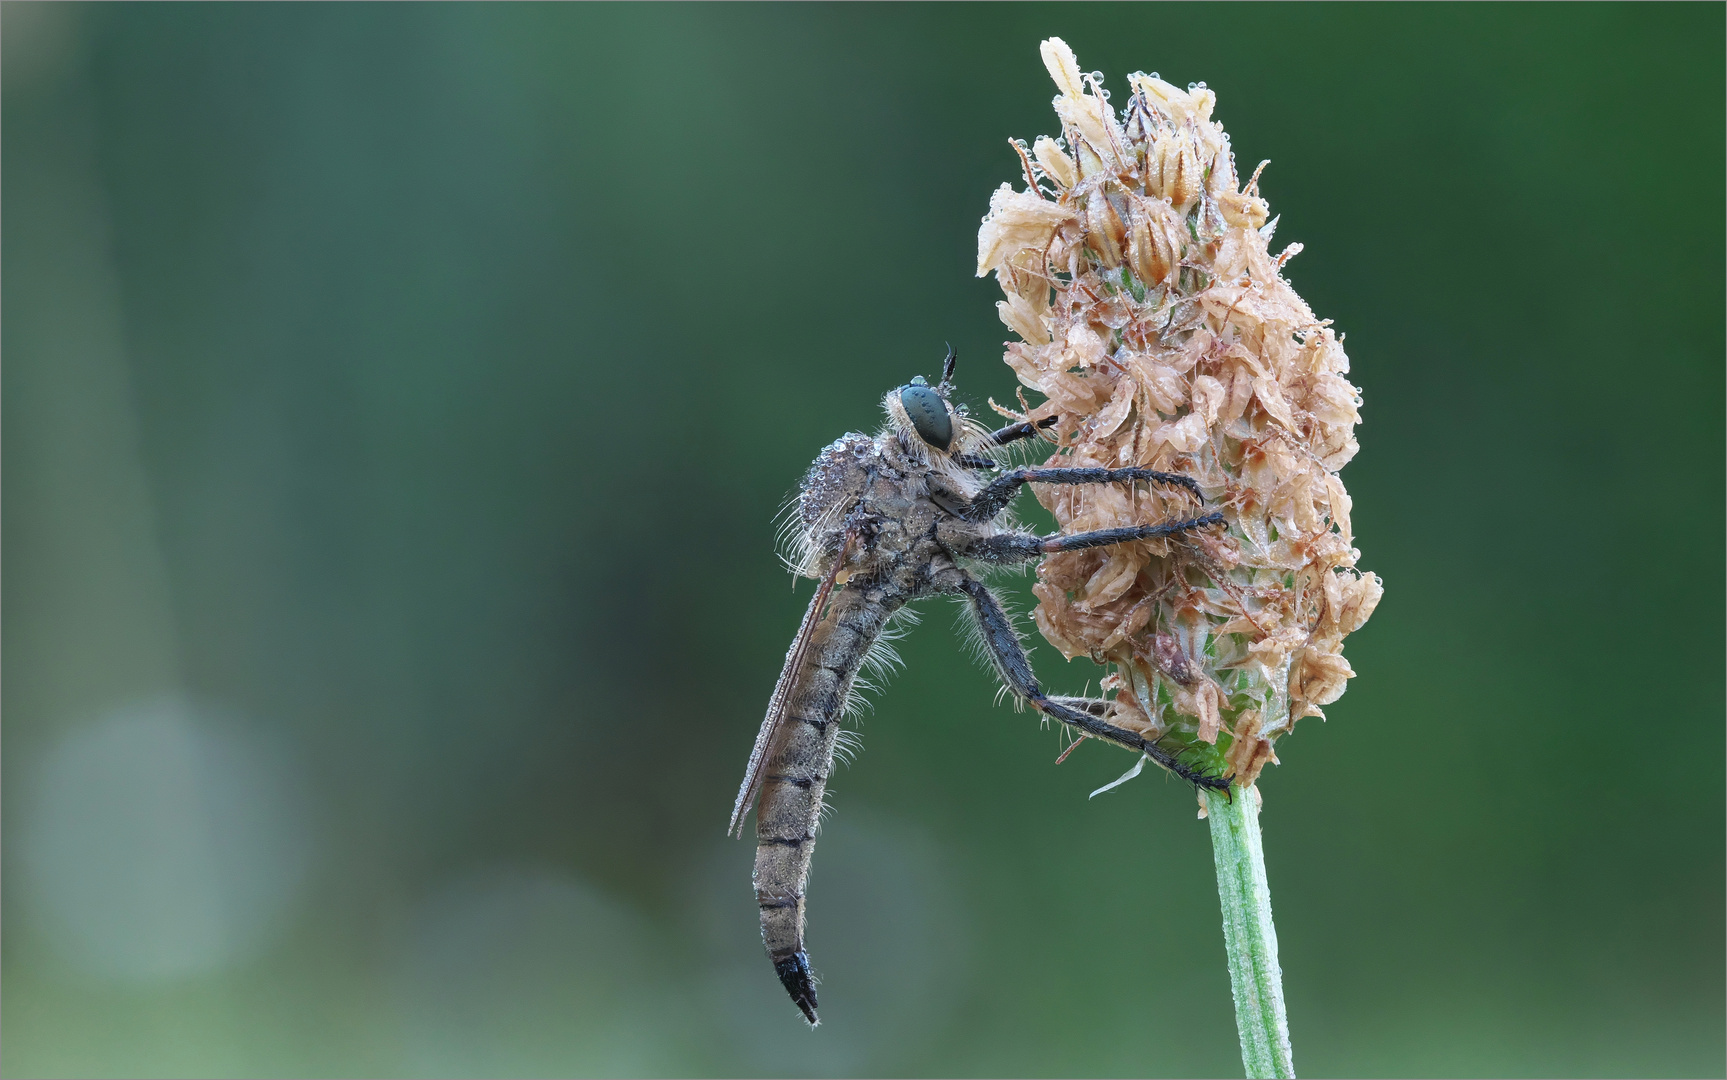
[952,452,1002,471]
[956,574,1227,791]
[985,415,1058,448]
[952,417,1061,471]
[961,466,1202,522]
[966,513,1226,564]
[1046,695,1112,717]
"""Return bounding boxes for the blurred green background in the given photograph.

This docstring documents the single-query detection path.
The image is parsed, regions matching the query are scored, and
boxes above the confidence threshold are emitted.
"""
[4,4,1722,1077]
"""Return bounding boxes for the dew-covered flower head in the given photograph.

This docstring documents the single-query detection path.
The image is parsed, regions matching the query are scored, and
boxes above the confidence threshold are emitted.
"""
[979,39,1382,789]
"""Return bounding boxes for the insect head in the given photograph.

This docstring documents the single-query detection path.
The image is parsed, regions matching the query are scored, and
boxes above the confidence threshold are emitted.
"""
[898,379,953,450]
[895,345,963,451]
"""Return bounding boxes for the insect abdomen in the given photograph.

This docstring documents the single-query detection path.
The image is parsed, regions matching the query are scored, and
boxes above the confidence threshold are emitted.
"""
[753,588,889,1025]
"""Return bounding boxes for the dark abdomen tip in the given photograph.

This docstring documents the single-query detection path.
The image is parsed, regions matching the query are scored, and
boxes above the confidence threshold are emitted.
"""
[773,950,820,1026]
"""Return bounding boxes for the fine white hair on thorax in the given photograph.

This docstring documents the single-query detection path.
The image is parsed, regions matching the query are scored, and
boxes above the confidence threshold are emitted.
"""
[772,487,812,577]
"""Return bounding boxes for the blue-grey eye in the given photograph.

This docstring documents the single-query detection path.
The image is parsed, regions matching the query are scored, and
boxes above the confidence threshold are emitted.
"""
[899,384,953,450]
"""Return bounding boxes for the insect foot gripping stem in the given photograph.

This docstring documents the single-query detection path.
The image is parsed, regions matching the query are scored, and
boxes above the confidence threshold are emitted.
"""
[774,950,819,1025]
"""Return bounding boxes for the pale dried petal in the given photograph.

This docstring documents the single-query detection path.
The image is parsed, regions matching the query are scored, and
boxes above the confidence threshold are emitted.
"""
[1223,710,1279,786]
[1207,144,1239,200]
[1092,377,1137,439]
[1078,549,1146,609]
[1252,376,1297,430]
[1191,374,1226,426]
[1128,73,1200,125]
[1058,99,1121,173]
[1305,373,1362,426]
[1221,364,1255,423]
[1335,572,1383,637]
[977,184,1077,277]
[1321,471,1353,543]
[1063,322,1108,370]
[1033,135,1076,189]
[1292,648,1354,706]
[1219,191,1269,230]
[1150,412,1209,454]
[1040,37,1086,99]
[997,294,1051,345]
[1130,356,1189,415]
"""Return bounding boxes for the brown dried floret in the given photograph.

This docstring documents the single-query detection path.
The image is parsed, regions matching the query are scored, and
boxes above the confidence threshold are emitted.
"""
[979,39,1383,788]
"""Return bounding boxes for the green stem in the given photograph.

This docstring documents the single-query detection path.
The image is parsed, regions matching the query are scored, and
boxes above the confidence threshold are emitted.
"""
[1205,784,1294,1079]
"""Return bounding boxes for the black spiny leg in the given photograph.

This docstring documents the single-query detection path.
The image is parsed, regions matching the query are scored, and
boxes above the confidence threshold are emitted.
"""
[1047,696,1114,718]
[962,466,1203,522]
[986,415,1058,449]
[956,575,1228,791]
[953,417,1059,471]
[966,513,1226,564]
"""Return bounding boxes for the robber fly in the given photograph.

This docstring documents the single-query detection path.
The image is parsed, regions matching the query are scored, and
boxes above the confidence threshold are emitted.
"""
[729,348,1227,1026]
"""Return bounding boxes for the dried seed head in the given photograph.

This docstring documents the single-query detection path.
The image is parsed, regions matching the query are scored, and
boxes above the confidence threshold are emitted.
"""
[978,39,1383,789]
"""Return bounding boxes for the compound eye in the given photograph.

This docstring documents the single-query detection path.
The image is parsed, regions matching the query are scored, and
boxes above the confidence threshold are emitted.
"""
[899,385,953,450]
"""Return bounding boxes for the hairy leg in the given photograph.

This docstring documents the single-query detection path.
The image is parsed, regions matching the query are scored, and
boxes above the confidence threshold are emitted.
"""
[956,575,1227,791]
[985,415,1058,448]
[1046,695,1112,717]
[962,466,1202,522]
[965,512,1226,564]
[953,417,1060,471]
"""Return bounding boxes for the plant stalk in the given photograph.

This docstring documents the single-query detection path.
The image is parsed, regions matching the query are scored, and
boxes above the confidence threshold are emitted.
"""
[1204,784,1294,1079]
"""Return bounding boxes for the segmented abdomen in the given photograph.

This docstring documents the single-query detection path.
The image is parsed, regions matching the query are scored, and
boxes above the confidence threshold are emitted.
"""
[754,586,890,1023]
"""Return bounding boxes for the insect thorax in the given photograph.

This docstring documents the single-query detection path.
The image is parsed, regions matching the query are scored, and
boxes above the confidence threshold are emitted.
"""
[796,434,875,558]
